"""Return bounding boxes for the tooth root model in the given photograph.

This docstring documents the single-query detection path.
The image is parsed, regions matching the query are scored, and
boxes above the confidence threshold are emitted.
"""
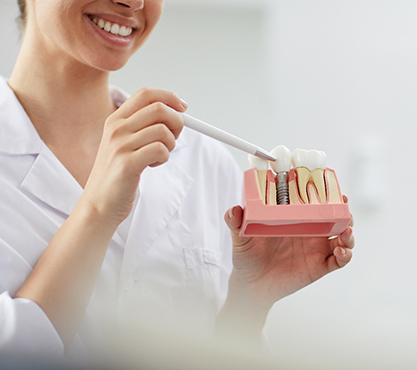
[288,170,303,205]
[310,150,327,203]
[307,182,321,204]
[325,169,344,203]
[311,169,327,203]
[248,154,269,205]
[270,145,292,205]
[294,167,310,204]
[266,171,278,205]
[292,148,328,205]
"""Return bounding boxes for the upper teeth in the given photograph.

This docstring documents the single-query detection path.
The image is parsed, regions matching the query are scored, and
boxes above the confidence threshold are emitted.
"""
[92,16,133,37]
[292,149,327,170]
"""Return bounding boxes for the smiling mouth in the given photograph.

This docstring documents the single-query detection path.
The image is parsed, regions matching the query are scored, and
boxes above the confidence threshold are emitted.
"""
[86,14,136,38]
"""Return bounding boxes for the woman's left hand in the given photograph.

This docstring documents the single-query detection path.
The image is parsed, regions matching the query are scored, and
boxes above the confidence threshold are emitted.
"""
[224,203,355,310]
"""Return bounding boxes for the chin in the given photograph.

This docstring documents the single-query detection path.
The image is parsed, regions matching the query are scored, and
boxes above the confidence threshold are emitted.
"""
[84,53,130,72]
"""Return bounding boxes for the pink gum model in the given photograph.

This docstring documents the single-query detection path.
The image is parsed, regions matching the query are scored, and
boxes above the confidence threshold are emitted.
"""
[240,168,352,238]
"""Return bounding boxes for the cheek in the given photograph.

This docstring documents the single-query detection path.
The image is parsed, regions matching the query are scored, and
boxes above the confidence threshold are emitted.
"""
[34,1,81,50]
[130,0,163,51]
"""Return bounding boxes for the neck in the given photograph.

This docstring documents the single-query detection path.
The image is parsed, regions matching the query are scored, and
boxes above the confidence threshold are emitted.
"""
[8,25,116,145]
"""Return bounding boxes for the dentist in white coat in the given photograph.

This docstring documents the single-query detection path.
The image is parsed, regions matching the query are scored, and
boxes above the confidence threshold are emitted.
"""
[0,0,355,359]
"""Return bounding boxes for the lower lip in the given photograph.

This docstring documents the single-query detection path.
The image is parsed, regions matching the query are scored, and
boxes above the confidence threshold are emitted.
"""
[84,15,135,49]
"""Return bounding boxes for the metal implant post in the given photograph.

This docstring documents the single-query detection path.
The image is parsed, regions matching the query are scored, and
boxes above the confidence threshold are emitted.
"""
[270,145,292,205]
[277,172,289,205]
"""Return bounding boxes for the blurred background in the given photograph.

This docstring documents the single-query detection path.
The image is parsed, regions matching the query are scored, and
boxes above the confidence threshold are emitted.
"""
[1,0,416,368]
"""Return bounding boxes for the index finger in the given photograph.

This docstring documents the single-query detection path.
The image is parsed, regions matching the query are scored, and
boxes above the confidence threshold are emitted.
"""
[112,88,188,120]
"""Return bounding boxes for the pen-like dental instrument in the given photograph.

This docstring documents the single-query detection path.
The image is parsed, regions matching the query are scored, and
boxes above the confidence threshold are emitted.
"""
[182,114,276,162]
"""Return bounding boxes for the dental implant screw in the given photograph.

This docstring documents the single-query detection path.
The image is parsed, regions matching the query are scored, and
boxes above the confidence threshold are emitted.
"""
[277,172,289,205]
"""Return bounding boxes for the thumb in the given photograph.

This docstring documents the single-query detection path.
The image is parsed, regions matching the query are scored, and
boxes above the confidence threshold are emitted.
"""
[224,205,251,246]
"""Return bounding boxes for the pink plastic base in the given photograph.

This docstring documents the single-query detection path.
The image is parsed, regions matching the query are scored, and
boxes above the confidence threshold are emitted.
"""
[241,169,352,238]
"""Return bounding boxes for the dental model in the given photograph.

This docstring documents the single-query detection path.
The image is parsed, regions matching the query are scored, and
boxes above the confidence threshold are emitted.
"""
[241,147,351,237]
[248,154,269,204]
[292,149,328,204]
[271,146,292,205]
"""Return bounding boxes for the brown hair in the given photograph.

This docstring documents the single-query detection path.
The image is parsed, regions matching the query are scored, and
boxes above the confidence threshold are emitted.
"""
[17,0,26,26]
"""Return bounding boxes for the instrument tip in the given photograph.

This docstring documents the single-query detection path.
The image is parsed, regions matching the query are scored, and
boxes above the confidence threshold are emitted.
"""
[255,150,277,162]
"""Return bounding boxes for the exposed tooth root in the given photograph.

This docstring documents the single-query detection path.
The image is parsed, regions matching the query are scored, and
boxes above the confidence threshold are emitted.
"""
[255,170,268,205]
[267,171,278,205]
[307,182,321,204]
[311,168,327,203]
[324,169,344,204]
[296,167,311,204]
[288,170,304,205]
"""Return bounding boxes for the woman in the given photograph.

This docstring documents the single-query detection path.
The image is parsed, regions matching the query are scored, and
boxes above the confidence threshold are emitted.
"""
[0,0,354,359]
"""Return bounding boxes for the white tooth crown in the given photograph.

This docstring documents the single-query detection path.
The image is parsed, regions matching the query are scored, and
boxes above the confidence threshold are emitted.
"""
[309,150,327,170]
[248,154,269,170]
[292,149,327,170]
[292,149,310,169]
[270,145,292,173]
[92,16,133,37]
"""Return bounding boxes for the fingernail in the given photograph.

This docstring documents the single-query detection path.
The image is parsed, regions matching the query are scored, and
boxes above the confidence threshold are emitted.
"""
[180,98,189,109]
[228,208,234,219]
[232,206,239,217]
[339,247,347,256]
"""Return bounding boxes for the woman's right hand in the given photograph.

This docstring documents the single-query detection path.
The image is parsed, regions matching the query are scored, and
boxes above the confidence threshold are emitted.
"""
[81,88,187,227]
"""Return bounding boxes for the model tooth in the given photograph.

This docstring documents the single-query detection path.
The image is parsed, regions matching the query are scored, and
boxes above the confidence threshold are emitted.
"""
[307,182,321,204]
[270,145,292,173]
[267,171,278,205]
[309,150,327,203]
[291,149,309,203]
[248,154,269,171]
[248,154,269,205]
[288,170,303,205]
[292,148,310,169]
[324,169,344,204]
[295,167,310,203]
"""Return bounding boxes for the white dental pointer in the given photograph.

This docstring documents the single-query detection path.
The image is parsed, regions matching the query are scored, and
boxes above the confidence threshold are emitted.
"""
[182,114,276,162]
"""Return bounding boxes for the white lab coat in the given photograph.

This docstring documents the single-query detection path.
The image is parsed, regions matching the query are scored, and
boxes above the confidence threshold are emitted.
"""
[0,76,242,357]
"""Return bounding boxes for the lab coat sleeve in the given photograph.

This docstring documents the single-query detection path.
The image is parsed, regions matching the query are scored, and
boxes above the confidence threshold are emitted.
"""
[216,148,243,302]
[215,149,272,351]
[0,240,64,357]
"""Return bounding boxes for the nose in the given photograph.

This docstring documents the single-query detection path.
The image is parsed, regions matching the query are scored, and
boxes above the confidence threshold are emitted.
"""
[112,0,144,11]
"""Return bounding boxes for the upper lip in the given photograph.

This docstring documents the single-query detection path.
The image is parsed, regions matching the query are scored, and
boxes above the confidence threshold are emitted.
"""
[86,13,139,29]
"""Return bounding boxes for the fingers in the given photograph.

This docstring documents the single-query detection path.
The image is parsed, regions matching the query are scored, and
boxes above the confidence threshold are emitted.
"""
[342,195,354,227]
[111,88,188,120]
[327,247,353,272]
[125,102,184,139]
[224,206,251,247]
[330,227,355,251]
[129,141,171,173]
[123,124,177,153]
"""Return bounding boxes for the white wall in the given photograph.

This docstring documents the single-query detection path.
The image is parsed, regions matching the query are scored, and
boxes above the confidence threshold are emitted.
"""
[1,0,416,368]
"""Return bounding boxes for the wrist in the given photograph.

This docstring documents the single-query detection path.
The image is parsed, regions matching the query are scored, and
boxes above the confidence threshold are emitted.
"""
[216,272,272,337]
[74,196,120,236]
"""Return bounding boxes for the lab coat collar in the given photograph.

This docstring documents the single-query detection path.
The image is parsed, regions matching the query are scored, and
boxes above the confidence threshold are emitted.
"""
[0,77,43,155]
[1,76,191,252]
